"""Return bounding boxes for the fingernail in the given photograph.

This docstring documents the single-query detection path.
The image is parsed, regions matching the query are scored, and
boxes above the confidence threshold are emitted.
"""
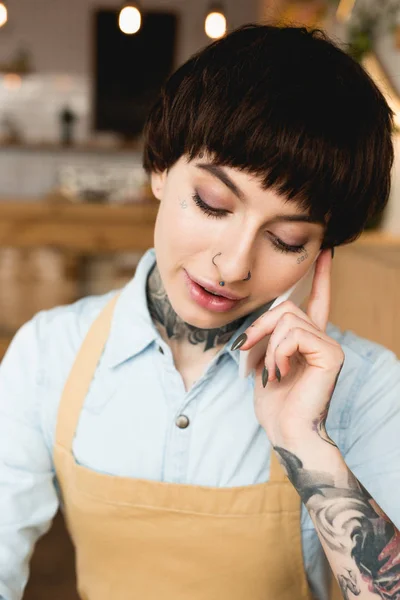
[231,333,247,351]
[262,366,269,388]
[331,247,335,258]
[275,366,281,382]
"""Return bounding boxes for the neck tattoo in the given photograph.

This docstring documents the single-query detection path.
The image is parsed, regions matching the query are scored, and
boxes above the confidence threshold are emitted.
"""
[146,264,246,352]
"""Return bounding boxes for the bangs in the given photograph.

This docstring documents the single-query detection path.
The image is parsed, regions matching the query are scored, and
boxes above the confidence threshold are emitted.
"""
[143,25,394,247]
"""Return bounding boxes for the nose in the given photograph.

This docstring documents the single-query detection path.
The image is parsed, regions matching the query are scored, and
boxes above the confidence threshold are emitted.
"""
[213,234,256,284]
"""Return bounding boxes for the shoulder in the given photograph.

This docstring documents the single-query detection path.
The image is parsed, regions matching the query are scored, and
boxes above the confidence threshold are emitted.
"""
[34,290,116,345]
[0,290,120,453]
[2,289,118,388]
[327,327,400,523]
[327,322,398,367]
[39,290,118,373]
[326,322,400,440]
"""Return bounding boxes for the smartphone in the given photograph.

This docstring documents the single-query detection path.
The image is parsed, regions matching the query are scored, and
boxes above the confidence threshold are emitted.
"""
[238,254,320,378]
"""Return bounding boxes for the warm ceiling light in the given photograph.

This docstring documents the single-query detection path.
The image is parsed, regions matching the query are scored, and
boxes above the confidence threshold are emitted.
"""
[336,0,357,23]
[3,74,21,90]
[205,6,226,39]
[119,4,141,35]
[0,3,8,28]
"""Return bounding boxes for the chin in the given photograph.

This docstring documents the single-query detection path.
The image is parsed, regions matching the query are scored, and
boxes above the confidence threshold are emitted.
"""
[171,299,215,328]
[170,296,243,330]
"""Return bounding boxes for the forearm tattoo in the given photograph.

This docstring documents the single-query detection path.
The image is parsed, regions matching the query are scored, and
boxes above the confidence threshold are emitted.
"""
[275,447,400,599]
[312,367,343,447]
[146,263,246,351]
[312,398,337,447]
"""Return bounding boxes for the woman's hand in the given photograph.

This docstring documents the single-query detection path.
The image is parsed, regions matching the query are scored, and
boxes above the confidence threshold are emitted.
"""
[234,249,344,450]
[233,249,400,600]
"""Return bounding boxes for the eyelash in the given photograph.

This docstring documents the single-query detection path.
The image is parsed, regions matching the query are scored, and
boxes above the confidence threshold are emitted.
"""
[191,192,306,255]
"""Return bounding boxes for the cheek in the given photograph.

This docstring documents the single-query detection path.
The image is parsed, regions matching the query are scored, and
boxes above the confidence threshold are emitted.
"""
[155,193,217,253]
[257,253,317,300]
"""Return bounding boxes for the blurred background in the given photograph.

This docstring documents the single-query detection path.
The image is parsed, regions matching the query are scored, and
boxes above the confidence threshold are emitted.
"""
[0,0,397,597]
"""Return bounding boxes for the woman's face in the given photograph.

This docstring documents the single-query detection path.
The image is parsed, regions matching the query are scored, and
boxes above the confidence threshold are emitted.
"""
[151,153,325,330]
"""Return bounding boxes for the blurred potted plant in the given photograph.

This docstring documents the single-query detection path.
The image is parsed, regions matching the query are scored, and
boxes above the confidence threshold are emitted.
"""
[328,0,400,230]
[329,0,400,61]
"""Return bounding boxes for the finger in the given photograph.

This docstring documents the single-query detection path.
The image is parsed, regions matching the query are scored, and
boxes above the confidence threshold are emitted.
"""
[274,327,344,380]
[306,249,332,331]
[265,312,329,381]
[234,300,316,351]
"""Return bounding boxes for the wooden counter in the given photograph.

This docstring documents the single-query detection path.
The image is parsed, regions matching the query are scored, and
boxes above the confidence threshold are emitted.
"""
[0,200,158,252]
[0,200,158,355]
[0,200,398,359]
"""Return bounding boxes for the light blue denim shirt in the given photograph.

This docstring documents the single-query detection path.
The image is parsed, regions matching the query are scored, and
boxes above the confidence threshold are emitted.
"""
[0,247,400,600]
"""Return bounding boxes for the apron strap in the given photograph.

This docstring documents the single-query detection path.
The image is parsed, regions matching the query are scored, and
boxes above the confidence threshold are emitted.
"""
[269,448,288,483]
[55,293,120,452]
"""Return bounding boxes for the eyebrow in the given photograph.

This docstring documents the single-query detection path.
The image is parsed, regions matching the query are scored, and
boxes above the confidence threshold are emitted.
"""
[195,162,246,201]
[194,162,322,225]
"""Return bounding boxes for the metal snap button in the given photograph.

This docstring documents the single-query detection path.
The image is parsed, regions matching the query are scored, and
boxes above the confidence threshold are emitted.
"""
[176,414,190,429]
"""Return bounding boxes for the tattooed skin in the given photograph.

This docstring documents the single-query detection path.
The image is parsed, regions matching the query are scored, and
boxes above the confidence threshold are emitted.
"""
[146,263,246,352]
[312,366,343,447]
[274,447,400,599]
[312,398,337,446]
[338,569,360,599]
[297,250,309,264]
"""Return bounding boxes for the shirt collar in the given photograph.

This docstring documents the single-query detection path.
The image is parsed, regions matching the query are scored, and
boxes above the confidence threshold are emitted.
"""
[104,248,160,368]
[105,248,272,369]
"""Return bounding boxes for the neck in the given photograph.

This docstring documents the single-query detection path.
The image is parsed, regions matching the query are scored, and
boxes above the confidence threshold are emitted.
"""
[146,263,246,353]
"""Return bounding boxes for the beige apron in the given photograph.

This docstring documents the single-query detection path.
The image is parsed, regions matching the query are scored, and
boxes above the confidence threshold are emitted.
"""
[53,294,315,600]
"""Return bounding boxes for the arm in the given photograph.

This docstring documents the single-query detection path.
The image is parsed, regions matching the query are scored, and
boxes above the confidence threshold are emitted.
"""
[274,435,399,600]
[234,250,400,599]
[0,318,59,600]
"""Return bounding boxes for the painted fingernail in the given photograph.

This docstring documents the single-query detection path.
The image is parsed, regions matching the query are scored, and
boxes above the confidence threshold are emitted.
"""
[331,247,335,258]
[275,366,281,382]
[262,366,269,388]
[231,333,247,351]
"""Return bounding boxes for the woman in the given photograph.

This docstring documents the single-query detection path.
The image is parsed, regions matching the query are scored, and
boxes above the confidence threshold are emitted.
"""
[0,24,398,600]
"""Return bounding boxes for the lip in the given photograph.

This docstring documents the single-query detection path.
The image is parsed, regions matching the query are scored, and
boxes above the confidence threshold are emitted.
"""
[186,272,247,301]
[183,270,246,313]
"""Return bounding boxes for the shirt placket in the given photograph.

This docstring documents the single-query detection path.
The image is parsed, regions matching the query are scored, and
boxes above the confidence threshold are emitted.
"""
[156,340,217,484]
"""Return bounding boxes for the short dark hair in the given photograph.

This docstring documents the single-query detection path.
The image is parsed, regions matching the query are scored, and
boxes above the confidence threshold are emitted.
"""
[142,24,394,247]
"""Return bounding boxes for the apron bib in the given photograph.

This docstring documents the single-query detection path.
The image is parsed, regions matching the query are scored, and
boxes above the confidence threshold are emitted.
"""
[53,294,314,600]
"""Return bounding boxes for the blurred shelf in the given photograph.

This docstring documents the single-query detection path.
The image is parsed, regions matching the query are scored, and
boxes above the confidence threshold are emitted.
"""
[0,141,144,155]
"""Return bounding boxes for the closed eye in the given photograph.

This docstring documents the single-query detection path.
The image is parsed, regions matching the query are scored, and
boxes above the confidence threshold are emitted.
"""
[192,192,228,218]
[192,192,306,254]
[267,233,305,254]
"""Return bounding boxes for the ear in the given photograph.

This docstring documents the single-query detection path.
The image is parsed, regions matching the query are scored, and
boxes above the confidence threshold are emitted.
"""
[150,169,167,201]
